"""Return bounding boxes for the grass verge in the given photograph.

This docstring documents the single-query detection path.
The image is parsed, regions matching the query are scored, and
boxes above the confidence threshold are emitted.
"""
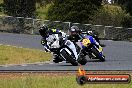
[0,73,131,88]
[0,45,52,65]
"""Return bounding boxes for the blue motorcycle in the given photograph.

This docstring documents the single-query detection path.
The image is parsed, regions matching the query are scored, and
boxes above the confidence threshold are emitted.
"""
[79,34,105,62]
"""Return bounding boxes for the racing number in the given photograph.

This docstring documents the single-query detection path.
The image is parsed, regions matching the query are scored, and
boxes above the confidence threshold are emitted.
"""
[82,39,90,46]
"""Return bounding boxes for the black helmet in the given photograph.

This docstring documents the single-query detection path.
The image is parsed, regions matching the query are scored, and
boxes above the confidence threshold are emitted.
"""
[70,26,80,35]
[39,24,48,37]
[70,26,80,32]
[70,26,80,36]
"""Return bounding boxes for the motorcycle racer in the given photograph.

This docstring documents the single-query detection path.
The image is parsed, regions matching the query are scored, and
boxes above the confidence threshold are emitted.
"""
[39,24,67,63]
[39,24,66,52]
[39,24,50,52]
[68,26,102,59]
[68,26,82,43]
[39,24,83,63]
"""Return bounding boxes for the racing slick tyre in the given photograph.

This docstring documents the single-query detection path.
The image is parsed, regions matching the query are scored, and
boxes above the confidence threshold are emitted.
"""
[78,55,87,65]
[78,58,87,65]
[91,48,105,62]
[60,49,78,66]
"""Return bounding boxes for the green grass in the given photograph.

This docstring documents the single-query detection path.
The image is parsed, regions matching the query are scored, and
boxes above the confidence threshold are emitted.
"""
[0,73,131,88]
[0,45,52,65]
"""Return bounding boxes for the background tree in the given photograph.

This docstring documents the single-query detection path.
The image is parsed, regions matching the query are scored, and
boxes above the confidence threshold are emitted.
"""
[102,0,109,4]
[46,0,102,24]
[3,0,36,17]
[112,0,132,15]
[36,0,54,7]
[90,4,129,27]
[111,0,132,27]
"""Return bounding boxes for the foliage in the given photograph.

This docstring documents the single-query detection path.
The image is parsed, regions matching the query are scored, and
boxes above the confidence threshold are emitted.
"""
[3,0,36,17]
[0,0,5,15]
[112,0,132,15]
[1,0,132,28]
[36,3,52,20]
[46,0,102,24]
[122,14,132,28]
[36,0,54,7]
[2,0,53,18]
[90,4,129,27]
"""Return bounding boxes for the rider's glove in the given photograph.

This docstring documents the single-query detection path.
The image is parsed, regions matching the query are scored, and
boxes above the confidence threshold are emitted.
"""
[41,40,45,45]
[44,46,50,52]
[45,48,50,52]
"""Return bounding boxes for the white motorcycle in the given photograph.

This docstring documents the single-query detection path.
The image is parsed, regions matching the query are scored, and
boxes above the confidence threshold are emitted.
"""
[59,40,79,66]
[45,33,79,66]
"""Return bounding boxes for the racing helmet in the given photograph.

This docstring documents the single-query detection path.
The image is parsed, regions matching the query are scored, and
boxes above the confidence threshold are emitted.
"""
[39,24,48,37]
[70,26,80,35]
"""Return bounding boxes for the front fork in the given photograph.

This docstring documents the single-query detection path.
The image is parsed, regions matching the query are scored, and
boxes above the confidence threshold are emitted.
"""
[82,47,95,59]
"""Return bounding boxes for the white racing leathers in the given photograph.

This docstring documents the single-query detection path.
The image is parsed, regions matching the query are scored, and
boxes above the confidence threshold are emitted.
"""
[46,32,66,49]
[46,34,60,49]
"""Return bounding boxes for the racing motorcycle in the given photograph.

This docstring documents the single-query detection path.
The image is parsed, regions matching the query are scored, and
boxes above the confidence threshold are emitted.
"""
[79,33,105,62]
[59,40,79,66]
[44,33,80,66]
[57,39,89,66]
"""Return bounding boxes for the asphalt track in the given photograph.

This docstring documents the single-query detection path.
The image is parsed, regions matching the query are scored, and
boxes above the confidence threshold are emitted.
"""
[0,33,132,71]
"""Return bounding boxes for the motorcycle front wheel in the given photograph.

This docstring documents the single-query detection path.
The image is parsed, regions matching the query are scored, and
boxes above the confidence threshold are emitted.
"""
[91,48,105,62]
[78,55,87,65]
[60,49,78,66]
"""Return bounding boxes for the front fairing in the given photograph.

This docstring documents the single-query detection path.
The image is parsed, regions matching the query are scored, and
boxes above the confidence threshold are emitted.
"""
[80,35,103,53]
[79,36,92,49]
